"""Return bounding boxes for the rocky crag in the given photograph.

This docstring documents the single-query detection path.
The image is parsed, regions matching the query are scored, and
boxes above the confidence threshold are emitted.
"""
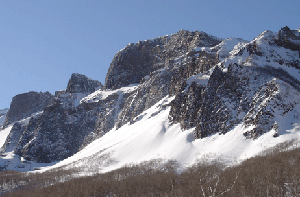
[3,92,54,127]
[1,26,300,163]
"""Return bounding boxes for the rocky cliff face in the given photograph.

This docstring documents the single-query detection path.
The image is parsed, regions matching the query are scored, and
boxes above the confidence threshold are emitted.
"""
[169,28,300,139]
[3,92,54,127]
[105,30,221,90]
[66,73,103,94]
[113,30,222,128]
[1,27,300,163]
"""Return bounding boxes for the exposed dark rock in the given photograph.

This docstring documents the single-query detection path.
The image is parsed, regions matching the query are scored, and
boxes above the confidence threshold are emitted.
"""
[243,79,299,139]
[169,81,205,130]
[104,30,222,90]
[115,68,173,128]
[55,89,66,97]
[115,32,221,129]
[169,63,283,138]
[66,73,103,94]
[14,85,133,163]
[275,26,300,52]
[3,91,54,127]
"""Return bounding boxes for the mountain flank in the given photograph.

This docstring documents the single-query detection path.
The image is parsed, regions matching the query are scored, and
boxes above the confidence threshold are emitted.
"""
[0,26,300,167]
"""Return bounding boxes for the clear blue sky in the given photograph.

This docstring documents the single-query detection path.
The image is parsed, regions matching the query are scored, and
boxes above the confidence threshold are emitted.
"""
[0,0,299,109]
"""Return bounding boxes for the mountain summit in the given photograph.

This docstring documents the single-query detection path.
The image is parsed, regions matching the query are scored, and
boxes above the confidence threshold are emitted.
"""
[0,27,300,172]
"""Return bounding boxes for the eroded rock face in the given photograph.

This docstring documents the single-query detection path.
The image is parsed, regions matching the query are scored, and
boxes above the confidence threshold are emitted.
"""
[169,27,300,139]
[105,30,222,90]
[14,101,98,162]
[10,73,134,162]
[66,73,103,94]
[275,26,300,53]
[169,63,300,139]
[169,64,245,138]
[14,88,135,162]
[114,31,222,128]
[243,78,300,139]
[3,91,54,127]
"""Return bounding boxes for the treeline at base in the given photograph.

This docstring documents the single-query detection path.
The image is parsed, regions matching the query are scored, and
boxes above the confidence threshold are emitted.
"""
[1,141,300,196]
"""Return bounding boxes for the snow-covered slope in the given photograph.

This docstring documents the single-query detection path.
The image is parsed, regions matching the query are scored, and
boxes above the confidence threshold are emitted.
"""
[39,96,300,174]
[1,95,300,173]
[0,126,12,149]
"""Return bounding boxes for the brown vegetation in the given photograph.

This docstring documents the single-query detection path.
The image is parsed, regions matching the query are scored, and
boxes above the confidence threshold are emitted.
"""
[2,142,300,196]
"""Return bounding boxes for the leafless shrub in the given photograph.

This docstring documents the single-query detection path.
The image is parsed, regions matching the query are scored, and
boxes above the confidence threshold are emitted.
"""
[3,146,300,196]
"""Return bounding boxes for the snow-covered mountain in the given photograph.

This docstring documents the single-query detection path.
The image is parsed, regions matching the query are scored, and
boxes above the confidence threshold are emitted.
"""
[0,108,9,127]
[0,26,300,172]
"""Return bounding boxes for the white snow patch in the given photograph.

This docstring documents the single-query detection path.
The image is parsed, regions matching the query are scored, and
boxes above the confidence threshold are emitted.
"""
[0,125,12,148]
[81,84,139,104]
[0,148,59,172]
[215,37,249,61]
[186,73,210,87]
[193,46,211,53]
[74,93,88,107]
[192,37,249,62]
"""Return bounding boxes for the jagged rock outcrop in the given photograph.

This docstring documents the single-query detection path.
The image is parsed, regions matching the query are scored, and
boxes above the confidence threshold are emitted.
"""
[10,73,134,162]
[114,30,222,128]
[66,73,103,94]
[3,91,54,127]
[14,101,97,162]
[105,30,222,90]
[13,88,135,162]
[243,78,300,138]
[169,64,273,138]
[275,26,300,53]
[169,27,300,138]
